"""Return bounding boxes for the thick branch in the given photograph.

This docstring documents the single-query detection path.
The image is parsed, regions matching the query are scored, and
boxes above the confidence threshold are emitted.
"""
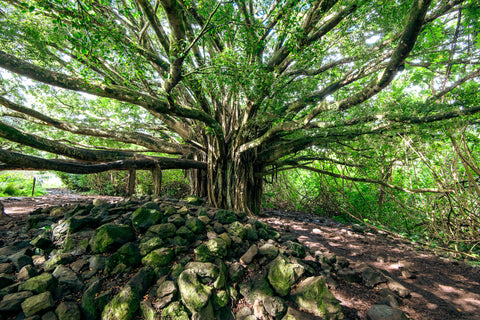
[0,149,206,174]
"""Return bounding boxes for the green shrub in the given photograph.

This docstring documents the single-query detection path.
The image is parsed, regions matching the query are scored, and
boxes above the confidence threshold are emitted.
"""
[0,173,46,197]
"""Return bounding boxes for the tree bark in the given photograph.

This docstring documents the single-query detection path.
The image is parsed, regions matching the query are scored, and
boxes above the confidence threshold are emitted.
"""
[152,167,162,197]
[207,150,264,215]
[127,169,136,196]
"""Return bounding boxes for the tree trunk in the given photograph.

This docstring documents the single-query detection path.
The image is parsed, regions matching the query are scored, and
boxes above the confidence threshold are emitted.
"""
[152,167,162,197]
[207,150,264,215]
[126,169,136,196]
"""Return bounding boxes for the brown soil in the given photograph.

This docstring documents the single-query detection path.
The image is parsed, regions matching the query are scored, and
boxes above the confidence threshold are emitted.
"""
[2,192,480,320]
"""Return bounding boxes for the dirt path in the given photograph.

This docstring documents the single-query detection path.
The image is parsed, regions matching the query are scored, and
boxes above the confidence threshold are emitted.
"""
[2,193,480,319]
[261,209,480,320]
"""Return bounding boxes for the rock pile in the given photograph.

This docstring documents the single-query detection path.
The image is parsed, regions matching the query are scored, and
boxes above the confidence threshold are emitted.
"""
[0,196,409,320]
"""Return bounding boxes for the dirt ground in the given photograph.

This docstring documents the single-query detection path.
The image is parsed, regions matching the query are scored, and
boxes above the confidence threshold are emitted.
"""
[2,192,480,320]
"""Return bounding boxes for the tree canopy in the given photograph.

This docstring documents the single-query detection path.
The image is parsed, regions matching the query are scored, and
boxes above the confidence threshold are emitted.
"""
[1,0,479,213]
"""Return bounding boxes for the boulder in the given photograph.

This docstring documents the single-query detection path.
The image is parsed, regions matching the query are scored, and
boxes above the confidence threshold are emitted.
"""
[216,210,237,224]
[178,270,212,313]
[263,296,286,318]
[52,265,84,291]
[0,274,14,289]
[185,218,205,233]
[291,276,343,319]
[357,264,387,288]
[131,207,162,232]
[19,273,57,294]
[55,302,81,320]
[141,248,174,267]
[161,301,189,320]
[106,243,141,273]
[147,223,177,239]
[102,268,154,320]
[17,265,38,281]
[227,221,247,239]
[44,253,76,272]
[21,291,55,317]
[67,216,98,234]
[267,256,305,297]
[139,237,164,256]
[284,241,306,258]
[139,300,157,320]
[239,273,274,304]
[0,291,34,311]
[258,243,279,260]
[89,224,135,253]
[183,195,205,206]
[194,237,228,262]
[155,279,177,309]
[240,244,258,265]
[81,278,102,320]
[366,304,407,320]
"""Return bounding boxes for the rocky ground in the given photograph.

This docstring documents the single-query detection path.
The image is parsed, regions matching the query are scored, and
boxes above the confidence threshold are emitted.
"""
[0,193,479,320]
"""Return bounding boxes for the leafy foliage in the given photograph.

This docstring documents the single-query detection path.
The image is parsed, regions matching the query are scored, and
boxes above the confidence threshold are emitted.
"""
[0,172,46,197]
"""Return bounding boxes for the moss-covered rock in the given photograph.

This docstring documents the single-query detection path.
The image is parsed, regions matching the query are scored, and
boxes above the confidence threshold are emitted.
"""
[106,243,141,273]
[161,301,189,320]
[139,237,164,256]
[178,270,213,313]
[21,291,54,317]
[89,224,135,253]
[227,221,247,239]
[239,273,274,304]
[141,247,174,267]
[147,223,177,239]
[102,268,154,320]
[18,273,57,294]
[267,255,305,297]
[67,216,98,234]
[194,237,228,262]
[55,301,81,320]
[216,210,237,224]
[81,278,102,320]
[185,217,205,233]
[44,253,76,271]
[285,241,306,258]
[176,226,195,241]
[183,195,205,206]
[291,276,343,319]
[131,207,163,232]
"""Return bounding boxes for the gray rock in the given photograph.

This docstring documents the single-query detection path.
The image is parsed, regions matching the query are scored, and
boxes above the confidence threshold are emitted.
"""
[240,245,258,265]
[239,273,274,304]
[258,243,279,260]
[284,241,306,258]
[185,217,205,234]
[0,291,34,311]
[17,265,38,281]
[366,304,407,320]
[263,296,286,318]
[387,280,410,298]
[228,262,244,282]
[70,259,89,273]
[42,311,58,320]
[0,273,14,289]
[21,291,55,317]
[52,266,84,291]
[194,237,228,262]
[55,302,81,320]
[167,214,185,227]
[30,234,53,250]
[155,279,177,309]
[8,249,34,271]
[0,263,14,274]
[44,253,76,272]
[358,264,387,288]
